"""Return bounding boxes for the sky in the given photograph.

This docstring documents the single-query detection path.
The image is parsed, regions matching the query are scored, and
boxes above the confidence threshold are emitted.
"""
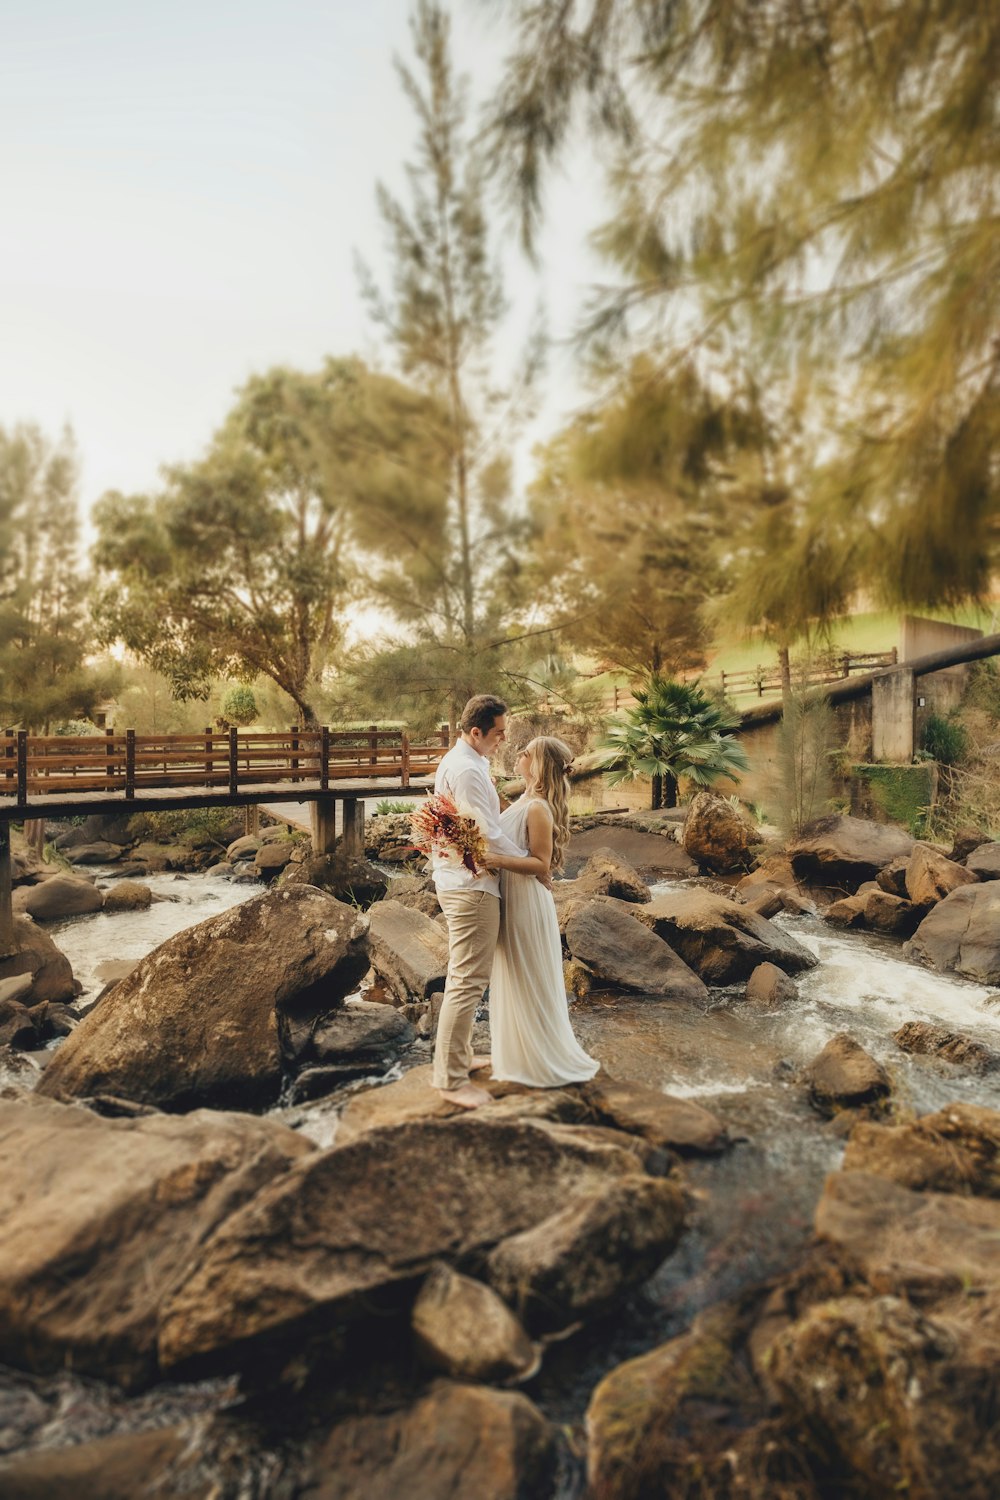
[0,0,607,523]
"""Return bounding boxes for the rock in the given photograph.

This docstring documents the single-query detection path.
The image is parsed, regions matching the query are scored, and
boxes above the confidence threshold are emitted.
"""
[66,841,122,865]
[0,974,34,1007]
[0,917,77,1004]
[893,1020,996,1073]
[564,900,708,1003]
[767,1293,999,1500]
[585,1304,762,1500]
[735,853,799,896]
[0,1425,204,1500]
[0,1001,40,1050]
[101,880,153,914]
[411,1263,537,1383]
[571,846,650,904]
[788,815,914,887]
[365,900,449,1003]
[487,1174,687,1333]
[904,843,978,907]
[842,1102,1000,1195]
[681,791,756,873]
[550,884,643,935]
[580,1075,728,1155]
[949,825,987,862]
[876,854,910,897]
[863,889,922,936]
[0,1092,312,1387]
[904,881,1000,983]
[128,842,189,871]
[742,885,784,919]
[281,849,389,907]
[364,812,419,862]
[385,874,441,919]
[12,875,103,921]
[254,841,294,874]
[778,890,815,916]
[802,1034,890,1115]
[963,841,1000,881]
[637,888,817,984]
[157,1115,663,1379]
[563,957,592,1000]
[824,892,868,927]
[296,1382,558,1500]
[226,834,261,861]
[205,861,232,877]
[311,1000,415,1067]
[744,961,798,1009]
[563,823,697,878]
[36,887,370,1112]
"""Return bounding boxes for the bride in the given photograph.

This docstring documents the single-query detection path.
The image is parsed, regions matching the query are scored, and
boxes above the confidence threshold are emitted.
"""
[482,736,599,1087]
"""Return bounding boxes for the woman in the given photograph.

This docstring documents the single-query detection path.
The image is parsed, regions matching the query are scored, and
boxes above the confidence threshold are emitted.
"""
[482,736,599,1087]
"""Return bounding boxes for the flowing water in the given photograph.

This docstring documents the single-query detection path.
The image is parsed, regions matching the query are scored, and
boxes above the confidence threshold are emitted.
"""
[4,867,1000,1482]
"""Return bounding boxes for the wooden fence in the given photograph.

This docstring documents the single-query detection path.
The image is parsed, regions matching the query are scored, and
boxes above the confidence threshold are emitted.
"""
[1,725,449,807]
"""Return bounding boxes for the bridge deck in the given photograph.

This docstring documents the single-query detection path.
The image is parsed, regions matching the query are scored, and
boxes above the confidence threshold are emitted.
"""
[0,777,435,822]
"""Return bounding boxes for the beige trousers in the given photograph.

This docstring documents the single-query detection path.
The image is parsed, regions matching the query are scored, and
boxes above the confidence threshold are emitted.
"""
[432,888,500,1090]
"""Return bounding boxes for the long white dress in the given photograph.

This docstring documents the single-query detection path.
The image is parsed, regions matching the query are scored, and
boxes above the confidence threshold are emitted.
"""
[490,797,599,1087]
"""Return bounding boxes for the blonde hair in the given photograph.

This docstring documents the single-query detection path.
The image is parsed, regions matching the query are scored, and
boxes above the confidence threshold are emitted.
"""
[524,736,573,872]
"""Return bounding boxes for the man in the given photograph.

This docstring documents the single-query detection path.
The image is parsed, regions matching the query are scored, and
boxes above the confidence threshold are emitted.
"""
[431,693,529,1109]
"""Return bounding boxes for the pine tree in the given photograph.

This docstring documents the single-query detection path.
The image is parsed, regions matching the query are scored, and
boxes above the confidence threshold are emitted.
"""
[354,0,545,733]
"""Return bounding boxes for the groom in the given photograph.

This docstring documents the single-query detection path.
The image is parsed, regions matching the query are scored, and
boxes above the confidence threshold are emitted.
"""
[430,693,528,1109]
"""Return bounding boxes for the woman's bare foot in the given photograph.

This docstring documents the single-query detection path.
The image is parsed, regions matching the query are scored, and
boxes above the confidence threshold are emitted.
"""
[439,1082,491,1110]
[469,1055,492,1073]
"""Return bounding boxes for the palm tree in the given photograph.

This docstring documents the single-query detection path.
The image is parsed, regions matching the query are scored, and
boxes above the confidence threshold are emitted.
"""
[597,677,749,810]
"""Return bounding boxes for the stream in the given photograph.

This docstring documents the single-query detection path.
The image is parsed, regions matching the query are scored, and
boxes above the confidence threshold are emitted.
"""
[3,864,999,1482]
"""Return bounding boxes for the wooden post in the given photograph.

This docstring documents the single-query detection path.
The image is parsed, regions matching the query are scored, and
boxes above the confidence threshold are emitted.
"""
[321,726,330,791]
[400,731,410,788]
[341,796,364,856]
[204,726,213,786]
[4,728,13,784]
[369,724,378,767]
[229,728,238,795]
[439,724,449,747]
[16,731,27,807]
[0,822,15,958]
[310,796,338,855]
[244,804,260,837]
[842,653,850,678]
[125,729,136,798]
[290,724,300,784]
[105,726,115,791]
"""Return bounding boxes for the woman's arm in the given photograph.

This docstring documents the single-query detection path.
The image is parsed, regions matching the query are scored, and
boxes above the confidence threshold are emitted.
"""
[482,801,553,877]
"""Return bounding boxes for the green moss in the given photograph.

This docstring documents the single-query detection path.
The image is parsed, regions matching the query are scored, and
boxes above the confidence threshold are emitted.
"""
[851,763,937,835]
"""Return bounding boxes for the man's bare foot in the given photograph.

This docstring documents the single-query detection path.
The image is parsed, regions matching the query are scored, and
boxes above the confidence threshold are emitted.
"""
[469,1055,492,1072]
[439,1082,491,1110]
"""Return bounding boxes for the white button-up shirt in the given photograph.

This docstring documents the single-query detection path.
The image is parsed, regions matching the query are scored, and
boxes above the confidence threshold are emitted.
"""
[431,739,525,896]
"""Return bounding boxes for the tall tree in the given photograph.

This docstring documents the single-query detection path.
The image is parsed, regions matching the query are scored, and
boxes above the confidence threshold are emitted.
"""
[489,1,1000,616]
[93,359,442,726]
[529,356,771,678]
[355,0,544,732]
[0,423,117,731]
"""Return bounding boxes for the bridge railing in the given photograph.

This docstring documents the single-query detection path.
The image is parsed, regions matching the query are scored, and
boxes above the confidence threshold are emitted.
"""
[2,725,449,806]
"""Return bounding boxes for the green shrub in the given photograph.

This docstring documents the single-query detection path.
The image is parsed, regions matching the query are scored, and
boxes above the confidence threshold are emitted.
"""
[375,800,412,815]
[920,713,968,766]
[964,660,1000,721]
[125,807,238,849]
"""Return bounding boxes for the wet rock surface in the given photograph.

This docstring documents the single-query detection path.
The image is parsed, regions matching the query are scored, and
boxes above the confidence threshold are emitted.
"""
[904,880,1000,983]
[801,1033,891,1115]
[564,900,709,1001]
[36,886,370,1111]
[681,790,756,873]
[637,887,817,983]
[788,814,914,887]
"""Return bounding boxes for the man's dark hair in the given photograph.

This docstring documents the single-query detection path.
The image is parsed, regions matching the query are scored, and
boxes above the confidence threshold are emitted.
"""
[460,694,507,735]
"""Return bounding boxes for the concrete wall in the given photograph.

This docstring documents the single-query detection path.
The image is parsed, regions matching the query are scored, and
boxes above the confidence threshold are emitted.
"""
[872,668,915,763]
[904,615,982,726]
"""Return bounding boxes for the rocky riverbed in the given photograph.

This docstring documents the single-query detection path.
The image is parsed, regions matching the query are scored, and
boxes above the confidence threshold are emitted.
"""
[1,801,999,1498]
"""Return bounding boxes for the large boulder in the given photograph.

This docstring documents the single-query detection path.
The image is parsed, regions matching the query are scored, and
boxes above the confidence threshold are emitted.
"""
[563,900,708,1002]
[0,1425,202,1500]
[364,812,420,864]
[637,888,817,984]
[282,848,389,907]
[904,844,978,907]
[801,1033,890,1115]
[744,961,799,1009]
[487,1174,687,1332]
[681,791,756,873]
[12,875,103,921]
[296,1382,558,1500]
[385,874,441,919]
[842,1103,1000,1196]
[963,841,1000,881]
[863,888,922,936]
[310,999,415,1068]
[0,1093,312,1388]
[102,880,153,914]
[66,841,122,865]
[0,916,77,1004]
[36,886,369,1111]
[157,1115,667,1379]
[366,900,449,1003]
[904,881,1000,983]
[580,1075,728,1156]
[787,815,914,888]
[411,1264,537,1384]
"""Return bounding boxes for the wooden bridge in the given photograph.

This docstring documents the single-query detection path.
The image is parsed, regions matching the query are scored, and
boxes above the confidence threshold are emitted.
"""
[0,726,446,951]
